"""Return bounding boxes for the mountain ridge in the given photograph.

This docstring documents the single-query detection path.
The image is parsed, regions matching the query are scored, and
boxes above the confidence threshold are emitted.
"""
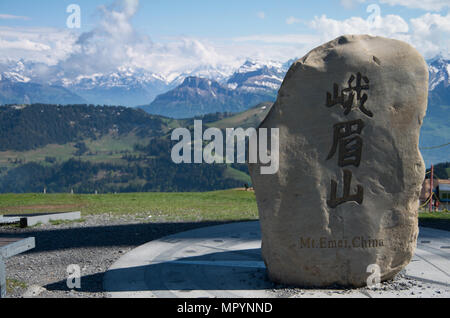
[139,76,276,119]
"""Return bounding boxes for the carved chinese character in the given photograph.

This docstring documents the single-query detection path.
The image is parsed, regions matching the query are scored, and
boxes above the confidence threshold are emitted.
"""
[326,72,373,117]
[327,169,364,208]
[327,119,365,167]
[326,83,355,114]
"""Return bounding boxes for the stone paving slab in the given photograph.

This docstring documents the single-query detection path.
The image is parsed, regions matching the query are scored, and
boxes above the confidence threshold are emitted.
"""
[3,212,81,227]
[103,222,450,298]
[0,216,21,225]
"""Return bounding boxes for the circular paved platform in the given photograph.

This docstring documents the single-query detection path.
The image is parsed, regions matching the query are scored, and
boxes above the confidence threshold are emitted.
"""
[103,222,450,298]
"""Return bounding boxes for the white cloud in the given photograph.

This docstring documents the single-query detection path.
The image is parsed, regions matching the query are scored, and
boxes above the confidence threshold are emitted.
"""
[310,14,409,40]
[33,0,247,79]
[286,16,302,25]
[0,14,30,20]
[411,12,450,34]
[0,27,77,65]
[0,39,50,51]
[410,13,450,57]
[309,11,450,59]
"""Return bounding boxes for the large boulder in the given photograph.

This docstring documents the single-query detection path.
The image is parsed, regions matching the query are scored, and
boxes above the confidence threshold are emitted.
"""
[249,34,429,287]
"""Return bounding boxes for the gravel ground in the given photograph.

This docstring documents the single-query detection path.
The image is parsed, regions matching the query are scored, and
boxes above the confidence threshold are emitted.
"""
[1,214,230,298]
[270,271,444,298]
[1,215,448,298]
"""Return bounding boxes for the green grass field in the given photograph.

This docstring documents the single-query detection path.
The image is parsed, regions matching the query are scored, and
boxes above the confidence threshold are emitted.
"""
[0,190,259,222]
[1,190,449,229]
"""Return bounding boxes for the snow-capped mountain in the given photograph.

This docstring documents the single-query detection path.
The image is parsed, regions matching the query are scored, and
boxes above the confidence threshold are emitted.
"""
[0,58,290,107]
[58,68,173,106]
[0,59,245,106]
[1,56,449,111]
[139,59,296,118]
[0,60,174,106]
[0,60,31,83]
[226,60,289,95]
[421,57,450,165]
[428,57,450,90]
[427,57,450,109]
[140,76,252,118]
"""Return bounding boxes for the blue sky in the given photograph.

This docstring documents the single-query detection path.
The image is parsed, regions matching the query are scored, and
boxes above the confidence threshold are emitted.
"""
[1,0,445,38]
[0,0,449,78]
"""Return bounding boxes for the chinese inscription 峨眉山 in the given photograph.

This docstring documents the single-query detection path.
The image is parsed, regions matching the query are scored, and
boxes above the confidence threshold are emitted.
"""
[326,73,373,209]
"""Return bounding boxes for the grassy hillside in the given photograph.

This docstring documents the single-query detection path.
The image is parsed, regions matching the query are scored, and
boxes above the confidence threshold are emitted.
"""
[209,102,272,129]
[0,104,169,151]
[0,104,268,193]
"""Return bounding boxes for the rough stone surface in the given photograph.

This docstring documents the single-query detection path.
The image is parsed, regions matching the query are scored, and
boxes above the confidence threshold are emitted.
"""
[249,34,429,288]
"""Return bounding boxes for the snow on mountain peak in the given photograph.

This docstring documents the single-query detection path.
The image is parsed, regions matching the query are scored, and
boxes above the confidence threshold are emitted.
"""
[428,56,449,90]
[1,56,448,107]
[236,59,284,74]
[0,71,31,83]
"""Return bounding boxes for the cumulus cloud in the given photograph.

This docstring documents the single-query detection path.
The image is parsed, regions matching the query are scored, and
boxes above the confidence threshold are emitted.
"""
[49,0,243,79]
[58,0,149,75]
[0,27,78,65]
[410,13,450,57]
[0,0,245,80]
[309,14,409,41]
[309,11,450,59]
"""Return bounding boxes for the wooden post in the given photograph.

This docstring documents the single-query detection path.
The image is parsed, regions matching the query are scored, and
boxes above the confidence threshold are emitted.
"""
[429,165,434,212]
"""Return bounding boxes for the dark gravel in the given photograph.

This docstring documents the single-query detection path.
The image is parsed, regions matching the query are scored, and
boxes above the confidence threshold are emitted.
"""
[1,214,231,298]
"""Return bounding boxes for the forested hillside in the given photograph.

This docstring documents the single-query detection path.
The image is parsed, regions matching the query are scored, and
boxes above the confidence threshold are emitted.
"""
[0,104,168,151]
[0,104,251,193]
